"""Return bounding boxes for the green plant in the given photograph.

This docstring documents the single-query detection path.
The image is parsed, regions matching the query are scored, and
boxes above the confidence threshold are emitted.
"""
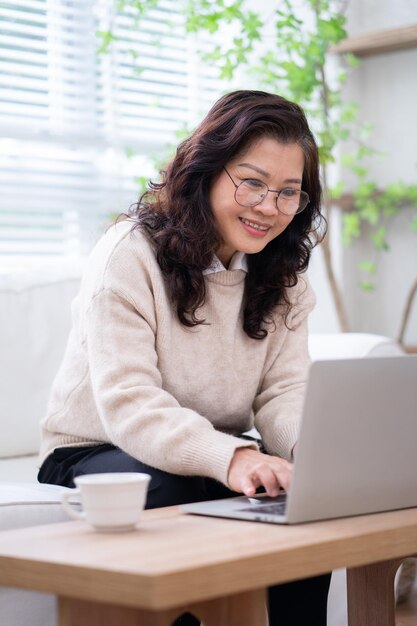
[99,0,417,335]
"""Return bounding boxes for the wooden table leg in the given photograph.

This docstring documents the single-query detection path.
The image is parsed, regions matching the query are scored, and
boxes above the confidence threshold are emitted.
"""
[347,558,405,626]
[187,588,268,626]
[59,588,268,626]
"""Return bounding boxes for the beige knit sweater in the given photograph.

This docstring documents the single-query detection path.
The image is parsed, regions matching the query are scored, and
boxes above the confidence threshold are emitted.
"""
[40,220,315,486]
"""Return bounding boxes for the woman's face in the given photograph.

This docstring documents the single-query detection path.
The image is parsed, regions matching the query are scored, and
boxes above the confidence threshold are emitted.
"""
[209,137,305,266]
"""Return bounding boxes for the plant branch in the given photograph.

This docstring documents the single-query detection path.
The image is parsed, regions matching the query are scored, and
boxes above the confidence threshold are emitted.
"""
[313,0,350,330]
[320,194,351,332]
[398,276,417,346]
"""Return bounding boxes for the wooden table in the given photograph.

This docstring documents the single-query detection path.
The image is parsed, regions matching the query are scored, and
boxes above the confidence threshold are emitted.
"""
[0,506,417,626]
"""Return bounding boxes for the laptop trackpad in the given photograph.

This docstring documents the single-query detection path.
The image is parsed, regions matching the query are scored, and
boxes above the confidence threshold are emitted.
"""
[238,494,288,516]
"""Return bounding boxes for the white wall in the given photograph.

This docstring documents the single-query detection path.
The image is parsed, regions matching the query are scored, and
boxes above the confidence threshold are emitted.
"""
[326,0,417,344]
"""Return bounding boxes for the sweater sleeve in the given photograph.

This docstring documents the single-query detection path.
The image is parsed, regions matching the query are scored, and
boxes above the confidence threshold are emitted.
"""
[84,284,256,486]
[252,276,315,461]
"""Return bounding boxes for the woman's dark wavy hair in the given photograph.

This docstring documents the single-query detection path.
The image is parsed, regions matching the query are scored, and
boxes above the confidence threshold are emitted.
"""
[129,90,325,339]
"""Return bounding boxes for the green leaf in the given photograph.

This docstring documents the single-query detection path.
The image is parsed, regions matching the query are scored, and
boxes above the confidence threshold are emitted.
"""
[336,127,350,141]
[352,165,367,178]
[354,181,377,202]
[96,30,117,55]
[329,181,345,199]
[342,212,361,245]
[345,52,360,68]
[242,12,263,40]
[405,185,417,205]
[317,16,347,44]
[359,200,379,225]
[358,122,373,140]
[341,153,355,167]
[219,57,235,80]
[358,260,377,275]
[356,145,375,159]
[384,181,409,199]
[360,281,375,292]
[338,70,347,83]
[134,176,149,193]
[371,227,389,251]
[131,0,158,14]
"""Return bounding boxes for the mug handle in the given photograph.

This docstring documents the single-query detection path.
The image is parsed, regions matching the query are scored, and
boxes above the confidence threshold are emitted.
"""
[61,488,85,521]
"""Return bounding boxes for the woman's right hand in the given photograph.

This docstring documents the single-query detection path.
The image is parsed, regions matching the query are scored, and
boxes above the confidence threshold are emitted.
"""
[227,447,293,497]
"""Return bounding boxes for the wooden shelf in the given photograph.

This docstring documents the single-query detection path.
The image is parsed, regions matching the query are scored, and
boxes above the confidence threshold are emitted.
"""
[331,24,417,57]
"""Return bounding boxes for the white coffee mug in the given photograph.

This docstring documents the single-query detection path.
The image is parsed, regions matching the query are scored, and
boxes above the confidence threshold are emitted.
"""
[61,472,151,532]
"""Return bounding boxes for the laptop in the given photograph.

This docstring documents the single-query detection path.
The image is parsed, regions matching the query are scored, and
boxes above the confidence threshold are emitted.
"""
[182,355,417,524]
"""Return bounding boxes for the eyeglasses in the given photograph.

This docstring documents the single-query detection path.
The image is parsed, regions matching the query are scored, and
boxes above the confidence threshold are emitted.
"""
[223,167,309,216]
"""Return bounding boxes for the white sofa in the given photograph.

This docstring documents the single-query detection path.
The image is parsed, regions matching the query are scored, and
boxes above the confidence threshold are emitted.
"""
[0,266,83,626]
[0,266,404,626]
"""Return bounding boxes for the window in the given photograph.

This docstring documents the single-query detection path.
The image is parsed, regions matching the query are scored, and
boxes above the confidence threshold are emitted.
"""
[0,0,225,261]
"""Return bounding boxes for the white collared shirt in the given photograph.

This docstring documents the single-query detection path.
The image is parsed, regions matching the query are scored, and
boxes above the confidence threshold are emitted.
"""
[203,252,248,275]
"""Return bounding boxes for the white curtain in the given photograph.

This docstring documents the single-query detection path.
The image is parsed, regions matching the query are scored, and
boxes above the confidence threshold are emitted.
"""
[0,0,225,261]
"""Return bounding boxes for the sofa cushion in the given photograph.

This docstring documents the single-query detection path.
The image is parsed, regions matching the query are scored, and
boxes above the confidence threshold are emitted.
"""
[0,267,80,459]
[0,482,78,531]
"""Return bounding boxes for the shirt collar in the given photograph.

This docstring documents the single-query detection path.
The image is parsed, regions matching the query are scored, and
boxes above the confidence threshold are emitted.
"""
[203,252,248,275]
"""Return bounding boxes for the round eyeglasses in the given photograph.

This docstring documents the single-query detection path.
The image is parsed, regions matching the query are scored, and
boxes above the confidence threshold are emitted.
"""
[223,167,309,216]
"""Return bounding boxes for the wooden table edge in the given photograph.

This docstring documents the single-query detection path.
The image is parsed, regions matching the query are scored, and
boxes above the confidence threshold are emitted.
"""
[1,506,417,610]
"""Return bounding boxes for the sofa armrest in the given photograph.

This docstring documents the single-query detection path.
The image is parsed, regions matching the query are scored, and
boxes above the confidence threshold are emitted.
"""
[308,333,404,361]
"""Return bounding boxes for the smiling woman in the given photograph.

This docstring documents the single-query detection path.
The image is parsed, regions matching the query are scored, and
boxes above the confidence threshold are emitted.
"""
[38,90,329,626]
[133,89,323,338]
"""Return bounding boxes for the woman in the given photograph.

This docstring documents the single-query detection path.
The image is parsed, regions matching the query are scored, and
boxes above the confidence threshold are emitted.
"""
[38,90,330,625]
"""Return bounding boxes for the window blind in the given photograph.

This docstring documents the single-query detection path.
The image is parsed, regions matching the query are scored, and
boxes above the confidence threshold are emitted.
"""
[0,0,225,261]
